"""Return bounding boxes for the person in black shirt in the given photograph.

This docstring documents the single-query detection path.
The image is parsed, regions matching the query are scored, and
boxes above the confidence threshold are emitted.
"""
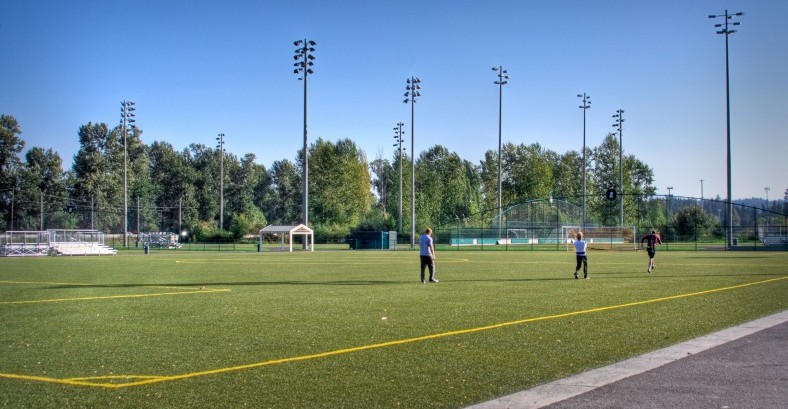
[640,230,662,273]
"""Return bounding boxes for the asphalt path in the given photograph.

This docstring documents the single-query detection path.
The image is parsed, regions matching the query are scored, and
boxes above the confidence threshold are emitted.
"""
[468,310,788,409]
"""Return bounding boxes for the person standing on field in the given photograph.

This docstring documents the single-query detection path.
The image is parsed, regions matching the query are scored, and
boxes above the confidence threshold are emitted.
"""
[573,232,588,279]
[419,228,438,283]
[640,230,662,273]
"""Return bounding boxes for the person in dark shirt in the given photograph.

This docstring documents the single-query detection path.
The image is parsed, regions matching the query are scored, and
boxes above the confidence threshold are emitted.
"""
[640,230,662,273]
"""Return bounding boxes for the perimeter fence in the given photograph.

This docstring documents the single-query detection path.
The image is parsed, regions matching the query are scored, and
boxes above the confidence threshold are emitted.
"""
[430,196,787,252]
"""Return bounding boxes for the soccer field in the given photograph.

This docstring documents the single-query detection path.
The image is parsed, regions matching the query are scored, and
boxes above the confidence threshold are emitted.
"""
[1,250,786,408]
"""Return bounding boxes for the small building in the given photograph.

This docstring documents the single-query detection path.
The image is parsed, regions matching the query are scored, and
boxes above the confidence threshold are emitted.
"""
[350,231,396,250]
[259,224,314,252]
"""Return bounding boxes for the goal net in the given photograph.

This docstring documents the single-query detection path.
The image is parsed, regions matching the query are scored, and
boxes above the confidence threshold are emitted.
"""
[562,226,638,251]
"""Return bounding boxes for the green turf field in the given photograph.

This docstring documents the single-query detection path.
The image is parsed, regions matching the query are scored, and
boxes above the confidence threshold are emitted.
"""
[1,250,786,408]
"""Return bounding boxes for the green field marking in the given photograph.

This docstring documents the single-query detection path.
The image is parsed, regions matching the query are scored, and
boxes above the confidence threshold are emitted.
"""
[1,276,783,389]
[0,280,230,305]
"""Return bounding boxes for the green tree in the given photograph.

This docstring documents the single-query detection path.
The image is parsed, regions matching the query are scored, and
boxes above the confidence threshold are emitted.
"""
[72,122,123,231]
[673,205,718,241]
[185,143,221,228]
[552,151,582,202]
[415,145,477,229]
[16,148,69,229]
[305,138,374,237]
[265,159,300,224]
[149,141,198,233]
[369,156,394,216]
[590,133,655,226]
[480,142,555,223]
[115,125,155,233]
[0,114,25,230]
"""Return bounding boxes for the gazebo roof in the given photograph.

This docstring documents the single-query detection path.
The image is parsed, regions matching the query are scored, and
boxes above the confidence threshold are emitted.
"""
[259,224,313,234]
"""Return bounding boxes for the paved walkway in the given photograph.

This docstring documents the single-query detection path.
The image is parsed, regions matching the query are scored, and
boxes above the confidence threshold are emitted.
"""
[468,310,788,409]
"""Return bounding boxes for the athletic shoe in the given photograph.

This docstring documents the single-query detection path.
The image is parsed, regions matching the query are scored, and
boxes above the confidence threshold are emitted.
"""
[584,276,589,280]
[574,272,578,279]
[429,279,439,283]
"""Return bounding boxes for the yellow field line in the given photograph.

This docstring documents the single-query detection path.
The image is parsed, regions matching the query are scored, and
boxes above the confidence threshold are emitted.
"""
[0,280,207,291]
[0,289,229,305]
[1,276,784,389]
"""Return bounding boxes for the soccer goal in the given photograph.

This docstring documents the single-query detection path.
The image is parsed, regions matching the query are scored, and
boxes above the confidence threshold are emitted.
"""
[562,226,638,251]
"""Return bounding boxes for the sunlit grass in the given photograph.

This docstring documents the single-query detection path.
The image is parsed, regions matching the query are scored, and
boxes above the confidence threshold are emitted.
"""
[1,250,786,408]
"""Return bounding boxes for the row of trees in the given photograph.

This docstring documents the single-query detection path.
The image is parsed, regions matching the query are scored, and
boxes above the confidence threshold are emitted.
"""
[2,112,672,241]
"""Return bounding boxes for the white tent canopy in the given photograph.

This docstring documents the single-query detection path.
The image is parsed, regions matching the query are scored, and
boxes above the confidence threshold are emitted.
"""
[259,224,314,252]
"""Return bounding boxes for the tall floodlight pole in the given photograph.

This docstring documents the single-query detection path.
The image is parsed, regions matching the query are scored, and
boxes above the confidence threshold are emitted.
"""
[700,179,705,211]
[612,109,625,226]
[709,10,743,248]
[404,76,421,248]
[667,186,674,222]
[120,100,136,248]
[764,187,770,206]
[216,133,225,230]
[393,122,406,234]
[492,66,509,229]
[577,93,591,228]
[293,39,316,229]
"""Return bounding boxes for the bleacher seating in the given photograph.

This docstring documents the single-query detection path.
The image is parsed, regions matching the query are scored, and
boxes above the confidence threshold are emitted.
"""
[762,236,788,246]
[51,243,117,256]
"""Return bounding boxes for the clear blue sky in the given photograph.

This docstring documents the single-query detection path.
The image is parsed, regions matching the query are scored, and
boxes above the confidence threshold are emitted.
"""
[2,0,786,202]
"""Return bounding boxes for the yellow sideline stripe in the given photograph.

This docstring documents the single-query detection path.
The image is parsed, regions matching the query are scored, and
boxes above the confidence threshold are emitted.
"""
[1,276,784,389]
[0,280,204,291]
[0,289,230,305]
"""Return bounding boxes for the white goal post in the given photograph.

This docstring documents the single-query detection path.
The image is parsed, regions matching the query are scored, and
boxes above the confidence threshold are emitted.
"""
[562,226,638,250]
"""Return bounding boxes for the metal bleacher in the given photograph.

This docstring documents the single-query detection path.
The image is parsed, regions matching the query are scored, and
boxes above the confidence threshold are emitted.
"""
[1,230,117,257]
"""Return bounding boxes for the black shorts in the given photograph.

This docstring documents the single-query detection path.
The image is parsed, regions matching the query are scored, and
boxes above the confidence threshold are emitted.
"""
[647,247,656,258]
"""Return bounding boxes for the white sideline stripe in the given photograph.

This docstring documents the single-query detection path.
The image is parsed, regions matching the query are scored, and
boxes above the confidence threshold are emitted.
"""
[466,310,788,409]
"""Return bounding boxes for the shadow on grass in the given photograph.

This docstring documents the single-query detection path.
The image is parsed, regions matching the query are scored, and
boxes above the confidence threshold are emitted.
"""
[45,280,410,289]
[40,271,787,289]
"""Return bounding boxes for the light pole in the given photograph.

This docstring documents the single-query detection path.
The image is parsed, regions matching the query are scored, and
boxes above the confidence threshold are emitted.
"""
[393,122,406,234]
[612,109,624,226]
[709,9,743,248]
[120,100,135,248]
[700,179,705,211]
[764,186,770,206]
[577,93,591,228]
[293,39,316,229]
[492,66,509,229]
[667,186,674,222]
[216,133,225,230]
[404,76,421,249]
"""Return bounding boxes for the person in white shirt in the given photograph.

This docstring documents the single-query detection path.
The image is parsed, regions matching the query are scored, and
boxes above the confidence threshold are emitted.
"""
[573,232,588,279]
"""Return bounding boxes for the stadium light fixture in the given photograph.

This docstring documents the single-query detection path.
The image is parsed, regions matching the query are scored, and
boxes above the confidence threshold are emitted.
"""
[293,38,316,236]
[709,9,743,249]
[612,109,625,226]
[492,66,509,230]
[404,76,421,248]
[578,93,591,228]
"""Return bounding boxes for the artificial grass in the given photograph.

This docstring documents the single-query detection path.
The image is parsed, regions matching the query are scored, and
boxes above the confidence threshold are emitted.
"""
[0,250,786,408]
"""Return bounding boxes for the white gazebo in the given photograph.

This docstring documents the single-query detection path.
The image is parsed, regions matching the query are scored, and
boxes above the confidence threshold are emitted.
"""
[259,224,314,252]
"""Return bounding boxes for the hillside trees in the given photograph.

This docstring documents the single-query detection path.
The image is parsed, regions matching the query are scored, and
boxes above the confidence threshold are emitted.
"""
[2,113,671,240]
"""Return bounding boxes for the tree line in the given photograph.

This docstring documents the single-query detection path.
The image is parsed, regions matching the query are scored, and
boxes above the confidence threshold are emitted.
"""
[1,113,671,241]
